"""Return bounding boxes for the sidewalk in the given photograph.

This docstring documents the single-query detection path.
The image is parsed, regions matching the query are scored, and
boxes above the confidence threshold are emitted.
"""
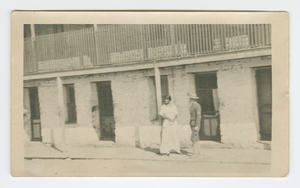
[24,142,271,164]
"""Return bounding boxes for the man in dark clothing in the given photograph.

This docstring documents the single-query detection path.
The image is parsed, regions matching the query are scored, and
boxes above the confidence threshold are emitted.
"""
[189,93,202,158]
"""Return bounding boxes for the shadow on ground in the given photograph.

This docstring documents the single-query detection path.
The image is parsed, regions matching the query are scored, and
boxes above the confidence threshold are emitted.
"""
[141,147,191,156]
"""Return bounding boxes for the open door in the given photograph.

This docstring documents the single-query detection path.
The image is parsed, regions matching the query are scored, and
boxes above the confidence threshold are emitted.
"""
[256,67,272,141]
[195,73,221,142]
[29,87,42,141]
[97,81,115,141]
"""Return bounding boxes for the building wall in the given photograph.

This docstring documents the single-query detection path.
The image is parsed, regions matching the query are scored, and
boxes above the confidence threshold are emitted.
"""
[23,56,271,149]
[217,60,260,148]
[23,88,31,142]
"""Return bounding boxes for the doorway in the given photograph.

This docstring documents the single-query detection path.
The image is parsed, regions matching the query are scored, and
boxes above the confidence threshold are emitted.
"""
[29,87,42,141]
[256,67,272,141]
[195,72,221,142]
[96,81,115,141]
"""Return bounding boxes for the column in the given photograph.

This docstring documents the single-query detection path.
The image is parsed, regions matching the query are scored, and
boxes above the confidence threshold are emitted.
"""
[56,77,67,153]
[154,63,162,125]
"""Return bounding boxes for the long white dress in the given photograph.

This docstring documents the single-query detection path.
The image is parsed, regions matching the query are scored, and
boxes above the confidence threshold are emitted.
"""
[159,104,181,154]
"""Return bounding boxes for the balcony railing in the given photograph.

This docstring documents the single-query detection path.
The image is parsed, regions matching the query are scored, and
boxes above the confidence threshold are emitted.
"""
[24,24,271,75]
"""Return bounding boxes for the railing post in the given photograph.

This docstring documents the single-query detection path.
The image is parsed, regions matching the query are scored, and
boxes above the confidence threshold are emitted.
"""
[30,24,38,73]
[57,77,67,154]
[93,24,99,66]
[170,25,176,57]
[154,63,162,126]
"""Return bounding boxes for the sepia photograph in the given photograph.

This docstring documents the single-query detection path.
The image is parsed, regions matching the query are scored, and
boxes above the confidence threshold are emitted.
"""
[11,12,289,177]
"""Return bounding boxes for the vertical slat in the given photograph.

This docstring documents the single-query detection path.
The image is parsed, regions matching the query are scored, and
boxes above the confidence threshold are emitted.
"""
[217,24,221,52]
[268,24,272,45]
[201,25,205,53]
[184,24,188,56]
[195,24,199,54]
[254,24,258,47]
[120,25,124,62]
[146,24,151,59]
[96,27,101,64]
[204,25,208,52]
[181,24,185,55]
[208,25,212,52]
[243,24,246,48]
[266,24,270,46]
[210,24,214,52]
[122,25,126,63]
[236,25,240,49]
[192,25,196,54]
[139,24,143,61]
[232,24,236,50]
[157,24,161,59]
[204,24,208,52]
[174,25,179,56]
[108,25,113,63]
[250,24,253,48]
[102,25,108,64]
[132,25,136,62]
[247,24,251,48]
[162,24,167,58]
[258,24,261,46]
[129,25,133,62]
[261,24,266,46]
[128,25,132,62]
[108,25,113,64]
[118,25,123,63]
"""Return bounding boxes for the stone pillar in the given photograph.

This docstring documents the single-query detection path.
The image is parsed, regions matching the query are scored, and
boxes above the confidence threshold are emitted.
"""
[217,66,259,148]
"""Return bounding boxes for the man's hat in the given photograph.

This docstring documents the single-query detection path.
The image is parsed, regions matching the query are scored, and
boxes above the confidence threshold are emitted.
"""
[189,93,199,99]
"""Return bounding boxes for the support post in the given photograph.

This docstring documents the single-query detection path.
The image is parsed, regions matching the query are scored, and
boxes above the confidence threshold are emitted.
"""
[154,63,162,125]
[57,77,67,154]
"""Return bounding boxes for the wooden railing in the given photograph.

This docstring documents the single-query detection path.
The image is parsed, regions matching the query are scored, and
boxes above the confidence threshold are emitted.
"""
[24,24,271,75]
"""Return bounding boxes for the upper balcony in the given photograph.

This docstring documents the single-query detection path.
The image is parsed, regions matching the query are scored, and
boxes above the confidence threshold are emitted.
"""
[24,24,271,76]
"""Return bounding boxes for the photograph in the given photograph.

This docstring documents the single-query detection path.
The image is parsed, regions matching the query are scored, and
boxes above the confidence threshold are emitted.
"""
[11,12,289,177]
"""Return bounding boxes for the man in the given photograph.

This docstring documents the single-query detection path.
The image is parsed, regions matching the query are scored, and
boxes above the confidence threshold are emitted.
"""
[189,93,202,158]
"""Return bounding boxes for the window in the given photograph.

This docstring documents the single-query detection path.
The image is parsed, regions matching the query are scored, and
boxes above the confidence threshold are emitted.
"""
[149,75,169,121]
[64,84,77,123]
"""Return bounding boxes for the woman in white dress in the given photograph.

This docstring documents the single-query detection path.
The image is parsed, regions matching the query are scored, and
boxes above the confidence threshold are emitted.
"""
[159,95,181,156]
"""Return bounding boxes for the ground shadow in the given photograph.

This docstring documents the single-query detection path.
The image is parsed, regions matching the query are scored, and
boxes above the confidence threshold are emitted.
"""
[141,147,191,156]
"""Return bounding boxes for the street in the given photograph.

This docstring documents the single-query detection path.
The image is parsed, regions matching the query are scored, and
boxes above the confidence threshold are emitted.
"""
[24,158,271,177]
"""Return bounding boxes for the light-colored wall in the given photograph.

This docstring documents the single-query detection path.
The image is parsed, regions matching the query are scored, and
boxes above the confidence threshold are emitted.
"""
[23,56,270,149]
[217,62,260,148]
[23,88,31,142]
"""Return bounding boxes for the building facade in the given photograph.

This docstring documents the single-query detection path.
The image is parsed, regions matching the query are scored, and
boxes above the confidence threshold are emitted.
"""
[23,24,272,151]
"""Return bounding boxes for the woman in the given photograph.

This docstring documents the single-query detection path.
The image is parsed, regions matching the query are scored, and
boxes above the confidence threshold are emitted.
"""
[159,95,181,156]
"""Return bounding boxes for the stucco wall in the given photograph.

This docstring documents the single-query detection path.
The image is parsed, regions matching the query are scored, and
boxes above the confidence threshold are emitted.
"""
[112,70,150,147]
[23,56,269,149]
[217,62,259,148]
[23,88,31,142]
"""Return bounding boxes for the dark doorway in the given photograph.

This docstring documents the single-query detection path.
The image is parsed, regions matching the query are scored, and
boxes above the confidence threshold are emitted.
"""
[96,81,115,141]
[29,87,42,141]
[65,84,77,123]
[195,72,221,142]
[256,67,272,141]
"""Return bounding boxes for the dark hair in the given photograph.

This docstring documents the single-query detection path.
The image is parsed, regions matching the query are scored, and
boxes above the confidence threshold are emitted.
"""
[165,95,172,101]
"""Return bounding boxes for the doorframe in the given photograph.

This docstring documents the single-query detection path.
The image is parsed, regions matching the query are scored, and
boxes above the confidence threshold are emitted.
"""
[28,87,42,141]
[96,81,116,142]
[194,71,221,142]
[254,66,272,141]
